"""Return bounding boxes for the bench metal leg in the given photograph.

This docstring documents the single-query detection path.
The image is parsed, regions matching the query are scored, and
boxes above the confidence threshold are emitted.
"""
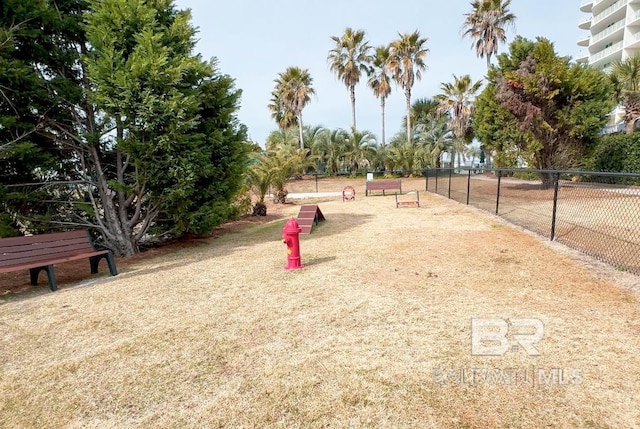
[29,265,57,291]
[90,252,118,276]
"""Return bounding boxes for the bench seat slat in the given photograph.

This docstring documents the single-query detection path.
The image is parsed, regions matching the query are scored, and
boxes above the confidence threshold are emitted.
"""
[0,250,109,273]
[0,243,95,260]
[0,230,88,247]
[0,237,93,254]
[0,244,102,267]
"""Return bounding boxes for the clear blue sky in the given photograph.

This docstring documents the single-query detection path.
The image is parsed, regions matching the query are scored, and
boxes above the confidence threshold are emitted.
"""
[172,0,584,146]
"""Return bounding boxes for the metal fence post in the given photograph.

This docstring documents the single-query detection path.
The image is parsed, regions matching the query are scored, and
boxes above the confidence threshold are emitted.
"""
[550,172,560,241]
[495,170,502,214]
[435,169,438,194]
[466,169,471,205]
[315,173,319,193]
[448,168,452,199]
[425,170,429,191]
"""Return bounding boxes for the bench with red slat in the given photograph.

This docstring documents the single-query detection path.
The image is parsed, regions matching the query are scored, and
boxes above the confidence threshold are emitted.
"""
[0,230,118,291]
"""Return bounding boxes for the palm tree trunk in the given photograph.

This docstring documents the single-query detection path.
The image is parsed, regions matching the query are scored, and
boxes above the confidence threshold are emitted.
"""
[298,114,304,149]
[486,54,492,70]
[350,85,357,131]
[381,98,386,146]
[405,89,412,145]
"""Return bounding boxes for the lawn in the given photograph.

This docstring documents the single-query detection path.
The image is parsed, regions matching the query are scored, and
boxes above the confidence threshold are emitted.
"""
[1,184,639,428]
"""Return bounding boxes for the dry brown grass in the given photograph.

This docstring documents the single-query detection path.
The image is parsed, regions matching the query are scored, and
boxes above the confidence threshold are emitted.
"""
[1,181,640,428]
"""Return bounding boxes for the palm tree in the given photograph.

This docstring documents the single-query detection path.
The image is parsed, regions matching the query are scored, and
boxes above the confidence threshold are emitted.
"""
[610,54,640,134]
[267,91,297,131]
[462,0,516,69]
[328,28,372,131]
[312,128,347,174]
[367,45,392,146]
[414,114,452,168]
[434,74,482,168]
[387,31,429,146]
[404,97,442,131]
[342,128,377,173]
[272,67,315,149]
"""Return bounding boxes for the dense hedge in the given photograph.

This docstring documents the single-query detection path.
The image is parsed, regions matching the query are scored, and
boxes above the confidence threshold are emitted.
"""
[587,133,640,173]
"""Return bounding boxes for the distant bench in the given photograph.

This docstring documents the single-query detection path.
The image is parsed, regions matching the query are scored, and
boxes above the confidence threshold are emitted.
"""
[0,230,118,291]
[365,179,402,196]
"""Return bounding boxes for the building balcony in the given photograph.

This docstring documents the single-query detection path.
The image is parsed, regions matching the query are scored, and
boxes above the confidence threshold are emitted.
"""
[579,17,592,30]
[589,20,625,51]
[592,0,618,16]
[580,0,593,13]
[590,40,624,67]
[578,35,590,47]
[624,32,640,49]
[592,0,626,33]
[575,50,589,63]
[628,9,640,26]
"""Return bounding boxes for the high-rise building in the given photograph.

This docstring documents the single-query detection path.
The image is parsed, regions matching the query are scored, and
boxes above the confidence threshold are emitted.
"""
[577,0,640,68]
[577,0,640,130]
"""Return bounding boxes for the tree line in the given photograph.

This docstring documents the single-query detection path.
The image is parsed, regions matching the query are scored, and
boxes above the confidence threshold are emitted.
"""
[252,0,640,208]
[4,0,640,249]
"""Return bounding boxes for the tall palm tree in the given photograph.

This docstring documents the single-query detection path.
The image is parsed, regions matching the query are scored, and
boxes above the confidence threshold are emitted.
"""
[272,67,315,149]
[387,30,429,146]
[267,91,297,131]
[434,74,482,167]
[367,45,392,146]
[610,54,640,134]
[328,28,372,131]
[462,0,516,69]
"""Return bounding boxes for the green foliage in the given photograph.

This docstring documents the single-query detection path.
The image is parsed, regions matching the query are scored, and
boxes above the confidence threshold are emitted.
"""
[1,0,250,251]
[474,36,614,180]
[586,133,640,174]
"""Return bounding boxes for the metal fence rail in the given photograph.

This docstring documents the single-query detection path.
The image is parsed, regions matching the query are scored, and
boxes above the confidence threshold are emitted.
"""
[424,168,640,275]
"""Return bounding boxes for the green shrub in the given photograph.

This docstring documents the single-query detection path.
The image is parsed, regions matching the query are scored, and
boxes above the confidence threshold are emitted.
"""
[585,133,640,184]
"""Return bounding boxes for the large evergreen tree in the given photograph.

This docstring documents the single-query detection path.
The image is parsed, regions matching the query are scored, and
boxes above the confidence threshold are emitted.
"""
[474,37,614,186]
[1,0,249,254]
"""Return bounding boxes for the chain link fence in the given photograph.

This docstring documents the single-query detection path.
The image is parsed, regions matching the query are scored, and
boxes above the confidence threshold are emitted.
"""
[425,167,640,275]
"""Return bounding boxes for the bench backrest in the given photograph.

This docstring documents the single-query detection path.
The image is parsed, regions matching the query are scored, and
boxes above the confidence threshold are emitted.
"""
[0,230,97,269]
[366,179,401,190]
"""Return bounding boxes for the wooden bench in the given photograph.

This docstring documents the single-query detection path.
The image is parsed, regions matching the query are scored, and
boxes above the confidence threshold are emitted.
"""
[365,179,402,196]
[0,230,118,291]
[396,191,420,208]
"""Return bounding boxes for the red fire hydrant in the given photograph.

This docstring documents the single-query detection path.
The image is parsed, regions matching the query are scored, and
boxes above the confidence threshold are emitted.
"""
[282,217,303,270]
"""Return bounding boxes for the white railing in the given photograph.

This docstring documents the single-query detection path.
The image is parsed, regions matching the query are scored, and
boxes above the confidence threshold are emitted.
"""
[592,20,625,43]
[593,0,626,26]
[591,40,624,62]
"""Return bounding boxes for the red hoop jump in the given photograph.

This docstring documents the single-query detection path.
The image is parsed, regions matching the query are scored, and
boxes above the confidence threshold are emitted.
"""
[342,186,355,201]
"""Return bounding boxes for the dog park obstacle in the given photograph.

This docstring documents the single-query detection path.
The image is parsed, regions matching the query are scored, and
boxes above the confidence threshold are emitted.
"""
[395,191,420,208]
[342,186,355,202]
[297,205,326,234]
